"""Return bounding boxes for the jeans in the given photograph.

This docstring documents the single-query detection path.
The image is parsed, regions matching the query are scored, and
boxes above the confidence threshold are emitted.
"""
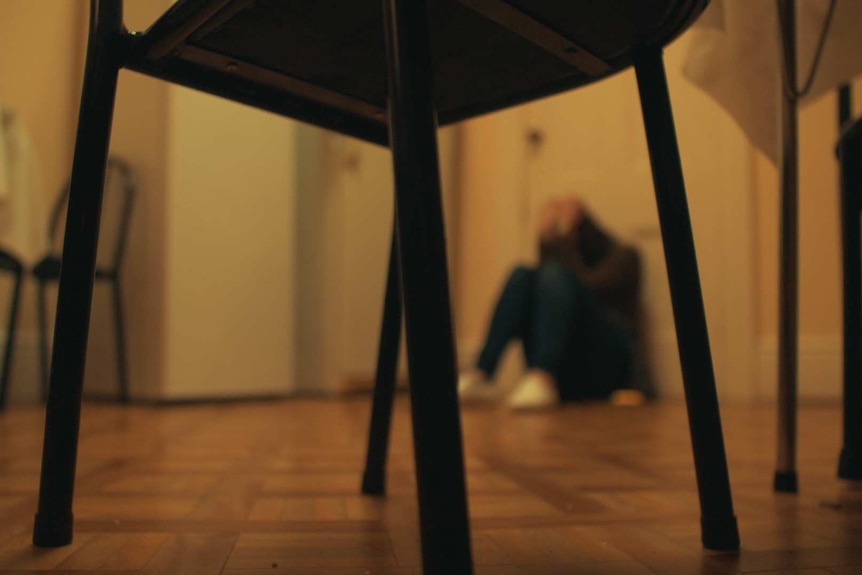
[476,261,634,401]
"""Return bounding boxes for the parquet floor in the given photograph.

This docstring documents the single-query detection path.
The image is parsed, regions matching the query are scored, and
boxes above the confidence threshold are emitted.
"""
[0,397,860,574]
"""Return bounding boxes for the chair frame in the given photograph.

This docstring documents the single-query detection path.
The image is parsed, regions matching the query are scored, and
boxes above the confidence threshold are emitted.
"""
[0,250,23,410]
[32,1,740,572]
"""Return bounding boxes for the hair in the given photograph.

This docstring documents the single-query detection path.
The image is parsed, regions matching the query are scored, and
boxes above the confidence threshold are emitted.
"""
[577,214,613,267]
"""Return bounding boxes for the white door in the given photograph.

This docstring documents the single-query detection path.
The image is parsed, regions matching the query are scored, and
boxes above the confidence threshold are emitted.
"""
[296,127,460,393]
[516,36,756,400]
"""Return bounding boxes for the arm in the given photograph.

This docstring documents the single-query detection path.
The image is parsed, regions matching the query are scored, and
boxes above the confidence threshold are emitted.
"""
[567,215,640,303]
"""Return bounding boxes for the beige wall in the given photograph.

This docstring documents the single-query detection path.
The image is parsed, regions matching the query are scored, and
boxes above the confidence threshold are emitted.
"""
[85,0,172,399]
[0,0,81,203]
[454,36,859,399]
[2,1,859,402]
[455,110,528,348]
[0,1,83,399]
[454,34,759,399]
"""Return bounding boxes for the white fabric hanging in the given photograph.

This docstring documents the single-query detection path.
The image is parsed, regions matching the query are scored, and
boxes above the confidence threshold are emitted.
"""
[682,0,862,165]
[0,103,46,264]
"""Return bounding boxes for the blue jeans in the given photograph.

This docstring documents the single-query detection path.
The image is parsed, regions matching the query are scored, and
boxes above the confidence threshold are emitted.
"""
[476,262,634,401]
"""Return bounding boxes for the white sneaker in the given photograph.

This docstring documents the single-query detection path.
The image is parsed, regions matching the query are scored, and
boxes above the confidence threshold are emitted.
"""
[458,369,497,404]
[506,370,559,410]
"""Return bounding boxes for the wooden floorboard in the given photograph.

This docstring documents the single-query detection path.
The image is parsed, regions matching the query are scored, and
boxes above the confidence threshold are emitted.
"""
[0,397,860,574]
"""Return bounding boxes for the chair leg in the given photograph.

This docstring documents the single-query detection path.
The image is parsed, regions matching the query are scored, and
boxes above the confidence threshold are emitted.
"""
[0,268,22,410]
[381,1,473,573]
[774,0,800,494]
[362,222,402,495]
[633,49,740,551]
[33,0,124,548]
[36,282,50,402]
[838,120,862,480]
[111,281,130,403]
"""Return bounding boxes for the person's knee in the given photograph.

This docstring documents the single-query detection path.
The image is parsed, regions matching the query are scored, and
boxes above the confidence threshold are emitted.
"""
[536,260,579,293]
[507,265,536,289]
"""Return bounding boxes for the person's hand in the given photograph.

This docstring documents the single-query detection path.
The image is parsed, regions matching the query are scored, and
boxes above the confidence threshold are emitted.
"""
[538,196,585,240]
[557,196,584,233]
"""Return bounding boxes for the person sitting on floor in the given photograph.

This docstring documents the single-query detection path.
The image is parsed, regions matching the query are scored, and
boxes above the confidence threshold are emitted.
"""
[458,196,653,409]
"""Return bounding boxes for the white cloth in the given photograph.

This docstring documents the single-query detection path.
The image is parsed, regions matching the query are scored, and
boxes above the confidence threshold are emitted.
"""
[682,0,862,164]
[0,104,46,263]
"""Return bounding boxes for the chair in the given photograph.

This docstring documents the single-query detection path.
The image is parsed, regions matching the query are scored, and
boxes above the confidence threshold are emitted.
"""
[32,157,134,403]
[32,1,740,573]
[837,115,862,480]
[0,249,23,410]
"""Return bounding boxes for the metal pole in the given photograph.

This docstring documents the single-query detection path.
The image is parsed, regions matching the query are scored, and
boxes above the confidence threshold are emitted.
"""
[775,0,799,494]
[837,85,862,480]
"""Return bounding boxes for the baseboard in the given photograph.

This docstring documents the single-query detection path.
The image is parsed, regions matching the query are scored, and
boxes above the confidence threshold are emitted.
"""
[334,374,409,395]
[458,333,838,405]
[757,335,841,402]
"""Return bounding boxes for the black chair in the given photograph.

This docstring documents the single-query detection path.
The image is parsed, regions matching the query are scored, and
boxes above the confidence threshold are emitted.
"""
[32,157,134,403]
[32,2,740,573]
[837,113,862,481]
[0,249,23,410]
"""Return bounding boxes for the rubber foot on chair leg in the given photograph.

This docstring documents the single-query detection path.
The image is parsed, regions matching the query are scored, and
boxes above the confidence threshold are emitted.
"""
[773,470,799,493]
[33,512,73,547]
[361,469,385,496]
[838,448,862,481]
[701,514,740,551]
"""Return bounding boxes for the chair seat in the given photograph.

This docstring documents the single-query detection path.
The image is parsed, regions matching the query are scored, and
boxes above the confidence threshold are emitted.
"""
[127,0,707,145]
[32,255,114,281]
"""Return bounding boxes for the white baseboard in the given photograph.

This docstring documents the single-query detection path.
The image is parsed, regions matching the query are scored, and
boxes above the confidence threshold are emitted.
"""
[757,335,841,402]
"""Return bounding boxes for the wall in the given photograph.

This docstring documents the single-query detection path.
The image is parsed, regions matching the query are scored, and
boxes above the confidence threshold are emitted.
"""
[1,1,297,402]
[84,0,172,399]
[0,0,81,203]
[0,0,83,400]
[454,34,861,402]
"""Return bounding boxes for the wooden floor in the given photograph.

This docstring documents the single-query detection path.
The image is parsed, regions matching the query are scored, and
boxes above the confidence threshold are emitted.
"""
[0,397,860,574]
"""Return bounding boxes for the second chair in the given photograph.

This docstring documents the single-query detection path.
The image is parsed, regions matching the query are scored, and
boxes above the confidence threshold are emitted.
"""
[32,157,135,403]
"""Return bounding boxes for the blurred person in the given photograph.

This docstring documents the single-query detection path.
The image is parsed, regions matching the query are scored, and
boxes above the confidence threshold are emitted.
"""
[458,196,651,409]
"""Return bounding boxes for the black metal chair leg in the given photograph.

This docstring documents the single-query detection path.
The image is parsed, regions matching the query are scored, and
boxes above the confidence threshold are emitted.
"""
[362,222,402,495]
[36,281,50,401]
[774,0,800,494]
[381,1,473,573]
[112,281,130,403]
[838,115,862,481]
[0,267,22,410]
[633,49,740,551]
[33,0,124,548]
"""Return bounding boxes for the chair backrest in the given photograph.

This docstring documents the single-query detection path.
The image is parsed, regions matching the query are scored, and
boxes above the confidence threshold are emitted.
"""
[49,157,135,272]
